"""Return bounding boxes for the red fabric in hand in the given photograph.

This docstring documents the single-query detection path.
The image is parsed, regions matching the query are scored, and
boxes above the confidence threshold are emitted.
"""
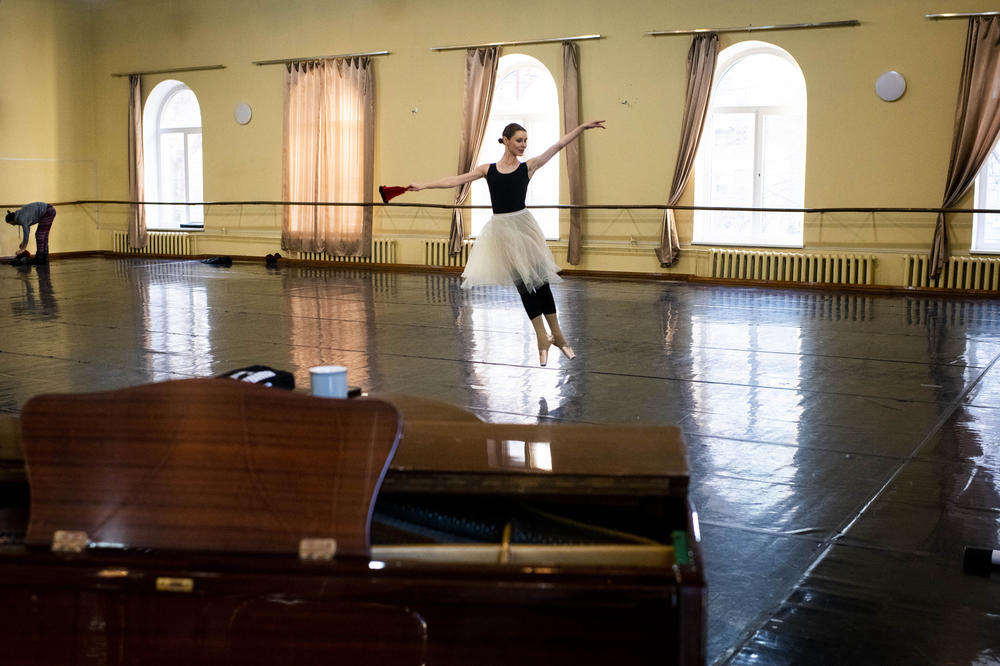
[378,185,410,203]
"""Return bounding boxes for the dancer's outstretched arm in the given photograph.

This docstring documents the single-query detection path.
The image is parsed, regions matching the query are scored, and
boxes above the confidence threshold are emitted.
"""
[409,163,489,191]
[526,120,605,178]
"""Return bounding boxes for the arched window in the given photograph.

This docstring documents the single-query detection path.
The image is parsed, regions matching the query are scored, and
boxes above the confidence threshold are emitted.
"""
[470,54,560,239]
[143,80,204,229]
[694,41,806,247]
[973,137,1000,253]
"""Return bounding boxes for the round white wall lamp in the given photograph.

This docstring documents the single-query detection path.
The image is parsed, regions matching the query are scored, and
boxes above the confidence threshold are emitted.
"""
[234,102,253,125]
[875,71,906,102]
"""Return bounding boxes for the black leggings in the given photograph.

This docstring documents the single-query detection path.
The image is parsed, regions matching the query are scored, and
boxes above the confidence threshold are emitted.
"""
[515,281,556,319]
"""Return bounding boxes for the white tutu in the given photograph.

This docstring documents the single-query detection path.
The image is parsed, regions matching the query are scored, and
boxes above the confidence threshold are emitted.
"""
[461,209,562,291]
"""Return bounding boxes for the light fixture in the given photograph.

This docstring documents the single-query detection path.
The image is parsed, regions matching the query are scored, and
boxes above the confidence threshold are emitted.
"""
[234,102,252,125]
[875,71,906,102]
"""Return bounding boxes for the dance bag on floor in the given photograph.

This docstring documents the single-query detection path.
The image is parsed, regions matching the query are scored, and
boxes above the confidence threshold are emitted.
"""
[218,365,295,390]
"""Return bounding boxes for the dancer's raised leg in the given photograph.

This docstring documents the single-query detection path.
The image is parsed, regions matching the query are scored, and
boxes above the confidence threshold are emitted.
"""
[533,283,575,360]
[544,312,575,360]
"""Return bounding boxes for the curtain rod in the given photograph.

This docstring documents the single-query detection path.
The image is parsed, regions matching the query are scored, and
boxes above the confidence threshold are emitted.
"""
[926,11,1000,19]
[647,19,860,36]
[111,65,226,78]
[253,50,390,66]
[431,34,602,52]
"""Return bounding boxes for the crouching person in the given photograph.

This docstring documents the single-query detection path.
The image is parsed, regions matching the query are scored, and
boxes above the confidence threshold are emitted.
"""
[6,202,56,264]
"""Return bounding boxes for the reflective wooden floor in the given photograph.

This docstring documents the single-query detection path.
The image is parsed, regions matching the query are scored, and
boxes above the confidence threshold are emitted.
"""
[3,257,999,664]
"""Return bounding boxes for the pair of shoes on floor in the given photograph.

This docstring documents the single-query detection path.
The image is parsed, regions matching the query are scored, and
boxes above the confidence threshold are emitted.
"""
[265,252,282,268]
[201,256,232,267]
[539,336,576,366]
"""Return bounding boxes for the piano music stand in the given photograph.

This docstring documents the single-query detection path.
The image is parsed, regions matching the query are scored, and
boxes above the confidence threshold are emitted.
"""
[20,378,402,558]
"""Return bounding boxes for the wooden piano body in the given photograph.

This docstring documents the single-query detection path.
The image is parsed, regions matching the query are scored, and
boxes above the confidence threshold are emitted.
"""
[0,380,705,665]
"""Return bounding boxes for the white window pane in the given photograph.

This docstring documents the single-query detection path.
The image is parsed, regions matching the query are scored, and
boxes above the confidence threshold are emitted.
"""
[471,54,559,240]
[975,147,1000,250]
[982,214,1000,245]
[528,165,559,238]
[984,151,1000,209]
[703,113,756,243]
[160,89,201,129]
[159,133,186,201]
[145,80,204,230]
[496,68,538,105]
[695,42,806,247]
[715,54,805,109]
[761,114,805,207]
[705,210,753,244]
[187,132,204,224]
[761,114,805,243]
[159,132,186,226]
[708,113,755,205]
[470,179,491,237]
[160,204,183,227]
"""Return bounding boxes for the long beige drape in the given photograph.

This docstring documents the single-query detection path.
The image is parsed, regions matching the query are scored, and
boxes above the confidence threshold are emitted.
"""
[563,41,584,265]
[450,47,498,255]
[656,33,719,268]
[127,74,147,250]
[931,16,1000,279]
[283,57,375,256]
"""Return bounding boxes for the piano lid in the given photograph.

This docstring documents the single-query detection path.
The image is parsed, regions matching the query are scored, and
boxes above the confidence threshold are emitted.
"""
[389,421,688,479]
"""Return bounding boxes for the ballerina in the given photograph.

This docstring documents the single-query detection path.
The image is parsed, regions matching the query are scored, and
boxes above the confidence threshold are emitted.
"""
[410,120,605,365]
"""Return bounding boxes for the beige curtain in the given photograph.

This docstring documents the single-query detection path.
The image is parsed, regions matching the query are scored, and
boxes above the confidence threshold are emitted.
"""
[127,74,147,250]
[656,33,719,268]
[931,16,1000,278]
[563,41,584,265]
[283,57,375,256]
[450,47,498,254]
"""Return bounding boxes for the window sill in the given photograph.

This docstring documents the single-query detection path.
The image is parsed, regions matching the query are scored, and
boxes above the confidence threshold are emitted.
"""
[690,241,804,249]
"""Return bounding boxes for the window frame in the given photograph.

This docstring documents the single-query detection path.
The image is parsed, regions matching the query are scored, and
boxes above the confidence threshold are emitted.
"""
[972,136,1000,254]
[470,53,560,240]
[693,41,807,248]
[143,80,205,230]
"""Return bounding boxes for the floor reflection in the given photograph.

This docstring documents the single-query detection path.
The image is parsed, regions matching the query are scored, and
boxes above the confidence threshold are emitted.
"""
[284,267,376,392]
[10,264,58,319]
[143,272,212,380]
[1,258,999,665]
[462,283,577,420]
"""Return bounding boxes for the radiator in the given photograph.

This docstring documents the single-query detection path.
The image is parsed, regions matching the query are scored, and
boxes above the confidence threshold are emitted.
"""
[113,231,193,256]
[424,240,474,267]
[294,239,396,264]
[709,249,875,285]
[902,254,1000,291]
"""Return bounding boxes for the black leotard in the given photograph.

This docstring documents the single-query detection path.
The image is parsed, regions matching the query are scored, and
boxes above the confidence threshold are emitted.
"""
[485,162,529,214]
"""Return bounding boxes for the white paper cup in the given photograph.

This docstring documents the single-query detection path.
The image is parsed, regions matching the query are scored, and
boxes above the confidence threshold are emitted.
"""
[309,365,348,398]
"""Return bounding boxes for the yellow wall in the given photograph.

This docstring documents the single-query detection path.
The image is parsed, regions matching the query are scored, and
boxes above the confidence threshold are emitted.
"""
[0,0,97,256]
[1,0,992,285]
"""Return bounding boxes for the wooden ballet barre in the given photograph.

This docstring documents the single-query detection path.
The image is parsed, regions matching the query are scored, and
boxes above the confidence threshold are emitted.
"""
[42,199,1000,216]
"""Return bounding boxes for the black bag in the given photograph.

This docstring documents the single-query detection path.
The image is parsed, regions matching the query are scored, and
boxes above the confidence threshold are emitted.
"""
[218,365,295,390]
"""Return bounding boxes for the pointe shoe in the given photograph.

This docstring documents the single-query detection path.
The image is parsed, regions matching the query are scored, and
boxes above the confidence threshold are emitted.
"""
[553,337,576,360]
[539,337,552,366]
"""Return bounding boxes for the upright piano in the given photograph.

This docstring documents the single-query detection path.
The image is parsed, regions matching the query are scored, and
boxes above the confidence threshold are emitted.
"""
[0,380,704,665]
